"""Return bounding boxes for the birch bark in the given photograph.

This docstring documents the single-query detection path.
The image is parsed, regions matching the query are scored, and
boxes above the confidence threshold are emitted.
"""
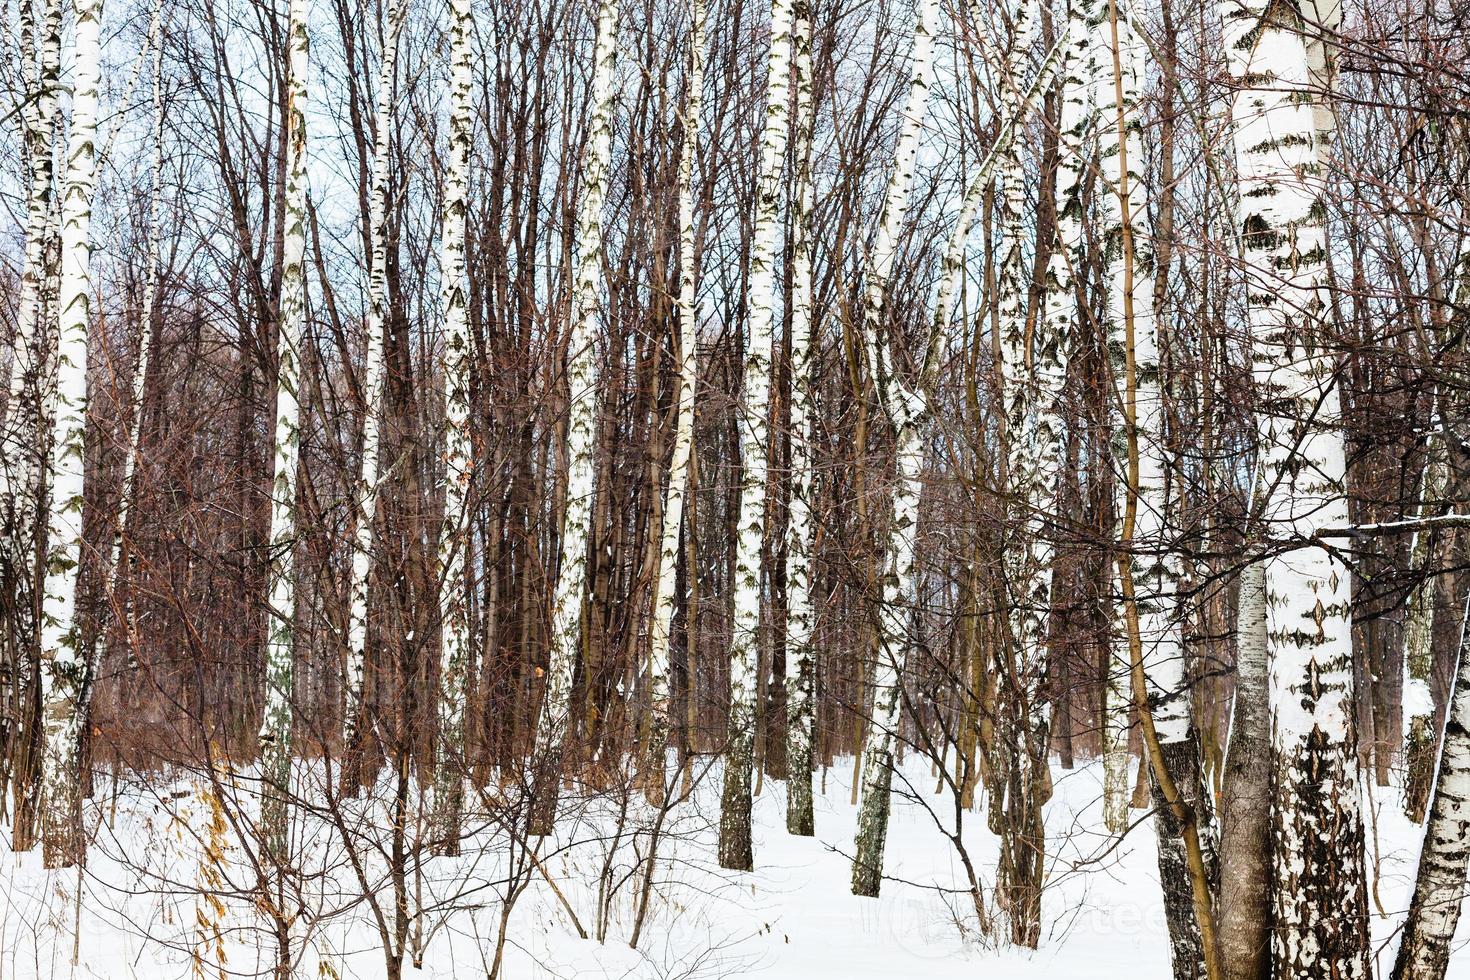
[259,0,309,865]
[992,0,1066,945]
[1393,593,1470,980]
[783,0,817,838]
[93,2,163,722]
[342,0,408,796]
[720,0,793,871]
[1223,1,1369,975]
[531,0,622,834]
[1098,4,1212,973]
[38,0,103,870]
[850,0,938,897]
[2,0,61,543]
[432,0,475,851]
[645,0,706,806]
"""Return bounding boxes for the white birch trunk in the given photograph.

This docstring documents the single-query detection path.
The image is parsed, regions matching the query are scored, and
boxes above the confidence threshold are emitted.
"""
[645,0,706,804]
[993,0,1077,944]
[850,0,938,897]
[719,0,794,872]
[342,0,407,793]
[1224,2,1368,976]
[1402,435,1446,823]
[1393,591,1470,980]
[2,0,61,544]
[1099,7,1211,971]
[259,0,309,864]
[38,0,102,870]
[432,0,475,850]
[1091,0,1131,842]
[783,0,817,838]
[531,0,622,833]
[1039,0,1096,796]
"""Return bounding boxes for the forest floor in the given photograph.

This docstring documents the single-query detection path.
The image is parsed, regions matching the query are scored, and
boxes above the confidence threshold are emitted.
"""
[1,754,1464,979]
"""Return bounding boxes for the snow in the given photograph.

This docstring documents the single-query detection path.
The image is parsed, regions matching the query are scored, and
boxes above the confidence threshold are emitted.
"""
[2,756,1466,979]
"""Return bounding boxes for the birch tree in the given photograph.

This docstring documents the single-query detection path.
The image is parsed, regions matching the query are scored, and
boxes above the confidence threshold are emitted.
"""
[1098,3,1213,972]
[850,0,939,897]
[3,0,61,853]
[259,0,310,864]
[37,0,103,870]
[645,0,706,806]
[1223,0,1370,974]
[531,0,622,834]
[720,0,793,871]
[432,0,475,850]
[1402,432,1447,823]
[1393,593,1470,980]
[783,0,817,838]
[842,20,1075,890]
[342,0,408,797]
[2,0,61,548]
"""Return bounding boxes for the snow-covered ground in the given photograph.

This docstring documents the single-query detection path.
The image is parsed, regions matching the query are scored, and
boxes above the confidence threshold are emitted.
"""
[2,756,1464,979]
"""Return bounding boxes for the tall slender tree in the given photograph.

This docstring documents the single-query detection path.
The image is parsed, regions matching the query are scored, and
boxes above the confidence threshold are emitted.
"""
[850,0,939,897]
[783,0,817,838]
[259,0,310,865]
[645,0,707,805]
[37,0,104,870]
[1402,430,1447,823]
[5,0,62,853]
[531,0,623,834]
[1393,591,1470,980]
[1098,2,1213,972]
[342,0,408,797]
[431,0,475,850]
[720,0,794,871]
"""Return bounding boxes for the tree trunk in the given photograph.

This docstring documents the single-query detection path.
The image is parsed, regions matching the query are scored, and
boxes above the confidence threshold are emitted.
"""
[530,0,622,833]
[850,0,939,897]
[431,0,475,853]
[1393,591,1470,980]
[38,0,104,870]
[645,0,705,807]
[1218,561,1271,980]
[720,0,793,872]
[1099,3,1211,971]
[343,0,407,798]
[783,0,816,839]
[1403,439,1447,823]
[258,0,309,867]
[1224,2,1370,977]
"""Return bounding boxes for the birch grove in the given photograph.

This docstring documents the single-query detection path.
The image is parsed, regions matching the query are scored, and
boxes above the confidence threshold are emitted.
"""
[1,0,1468,975]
